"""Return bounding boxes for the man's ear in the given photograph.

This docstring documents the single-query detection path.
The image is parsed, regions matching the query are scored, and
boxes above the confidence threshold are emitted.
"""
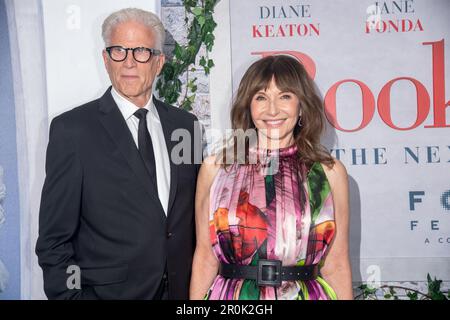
[156,54,166,75]
[102,49,109,71]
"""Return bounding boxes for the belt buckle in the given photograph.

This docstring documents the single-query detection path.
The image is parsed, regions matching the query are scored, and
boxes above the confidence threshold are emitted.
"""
[257,259,282,287]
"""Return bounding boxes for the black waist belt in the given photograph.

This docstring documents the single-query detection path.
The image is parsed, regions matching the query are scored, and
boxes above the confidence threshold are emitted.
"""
[219,259,319,287]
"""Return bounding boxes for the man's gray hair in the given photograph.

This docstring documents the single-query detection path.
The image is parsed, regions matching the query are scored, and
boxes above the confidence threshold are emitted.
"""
[102,8,166,50]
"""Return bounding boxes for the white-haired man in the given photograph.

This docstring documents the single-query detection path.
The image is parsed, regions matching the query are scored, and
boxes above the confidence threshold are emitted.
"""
[36,8,201,300]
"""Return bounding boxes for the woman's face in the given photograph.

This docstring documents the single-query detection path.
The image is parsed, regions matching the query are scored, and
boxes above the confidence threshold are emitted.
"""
[250,78,300,149]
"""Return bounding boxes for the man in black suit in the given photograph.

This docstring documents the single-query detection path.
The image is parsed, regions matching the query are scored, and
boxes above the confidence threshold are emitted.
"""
[36,8,202,300]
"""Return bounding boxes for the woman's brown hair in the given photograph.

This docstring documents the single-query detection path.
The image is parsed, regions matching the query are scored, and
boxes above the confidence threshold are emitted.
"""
[219,54,334,168]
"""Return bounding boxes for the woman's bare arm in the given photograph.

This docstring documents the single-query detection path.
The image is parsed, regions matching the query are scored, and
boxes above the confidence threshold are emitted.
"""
[189,156,221,300]
[320,159,354,300]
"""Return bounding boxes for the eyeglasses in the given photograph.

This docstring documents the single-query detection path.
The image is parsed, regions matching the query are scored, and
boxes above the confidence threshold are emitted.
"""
[105,46,161,63]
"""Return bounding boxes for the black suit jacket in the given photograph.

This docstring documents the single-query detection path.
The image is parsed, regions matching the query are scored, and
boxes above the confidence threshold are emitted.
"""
[36,88,202,299]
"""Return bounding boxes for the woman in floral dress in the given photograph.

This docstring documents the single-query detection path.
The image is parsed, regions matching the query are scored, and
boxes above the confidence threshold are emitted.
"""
[190,55,353,300]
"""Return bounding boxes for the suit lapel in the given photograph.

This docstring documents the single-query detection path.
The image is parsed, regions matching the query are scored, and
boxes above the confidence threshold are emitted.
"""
[98,88,166,221]
[153,97,178,217]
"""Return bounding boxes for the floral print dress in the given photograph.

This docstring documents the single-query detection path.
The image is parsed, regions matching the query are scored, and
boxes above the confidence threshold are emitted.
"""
[206,145,337,300]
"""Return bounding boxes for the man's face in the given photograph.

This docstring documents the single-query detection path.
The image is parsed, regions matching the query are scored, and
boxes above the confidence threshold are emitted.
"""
[103,21,165,107]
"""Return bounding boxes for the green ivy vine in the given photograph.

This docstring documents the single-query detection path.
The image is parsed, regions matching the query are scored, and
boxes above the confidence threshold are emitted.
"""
[355,274,449,300]
[156,0,219,111]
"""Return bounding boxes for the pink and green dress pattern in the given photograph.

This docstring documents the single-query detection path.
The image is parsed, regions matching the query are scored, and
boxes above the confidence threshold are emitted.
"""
[206,145,337,300]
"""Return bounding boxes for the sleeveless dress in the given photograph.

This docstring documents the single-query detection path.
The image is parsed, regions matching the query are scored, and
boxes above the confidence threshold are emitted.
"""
[206,145,337,300]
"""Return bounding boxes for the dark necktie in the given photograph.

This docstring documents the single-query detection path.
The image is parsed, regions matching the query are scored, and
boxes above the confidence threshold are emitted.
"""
[134,108,157,189]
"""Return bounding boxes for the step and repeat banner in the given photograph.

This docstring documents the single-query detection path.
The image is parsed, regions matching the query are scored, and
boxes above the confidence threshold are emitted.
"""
[227,0,449,282]
[1,0,448,299]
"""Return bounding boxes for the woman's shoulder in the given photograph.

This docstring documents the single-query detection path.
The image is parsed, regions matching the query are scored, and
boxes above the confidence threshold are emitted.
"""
[320,158,347,177]
[319,157,348,189]
[202,154,222,170]
[198,154,222,186]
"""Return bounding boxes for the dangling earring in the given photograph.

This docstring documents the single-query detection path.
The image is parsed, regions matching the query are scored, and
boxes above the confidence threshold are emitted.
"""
[297,115,302,129]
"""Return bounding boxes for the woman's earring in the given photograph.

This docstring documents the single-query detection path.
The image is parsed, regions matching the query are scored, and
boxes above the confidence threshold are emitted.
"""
[297,116,302,128]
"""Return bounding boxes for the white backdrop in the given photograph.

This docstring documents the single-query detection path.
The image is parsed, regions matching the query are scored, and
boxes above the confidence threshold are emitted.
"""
[210,0,450,283]
[42,0,160,118]
[6,0,159,299]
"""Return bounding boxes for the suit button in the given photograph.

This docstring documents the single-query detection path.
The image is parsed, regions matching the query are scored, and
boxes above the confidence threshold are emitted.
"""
[167,232,173,238]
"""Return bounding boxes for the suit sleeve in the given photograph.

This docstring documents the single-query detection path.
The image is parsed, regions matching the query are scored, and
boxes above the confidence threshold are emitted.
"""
[35,116,97,300]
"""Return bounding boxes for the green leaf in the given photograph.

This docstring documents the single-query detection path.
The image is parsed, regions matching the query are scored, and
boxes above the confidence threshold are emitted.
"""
[175,79,183,92]
[384,294,392,299]
[205,0,218,11]
[207,59,215,68]
[162,63,175,79]
[188,94,196,103]
[199,56,207,67]
[192,7,203,16]
[362,284,377,295]
[407,292,418,300]
[204,18,217,32]
[188,77,198,85]
[187,78,197,91]
[428,276,442,294]
[198,16,206,27]
[181,98,193,111]
[184,0,197,10]
[205,33,215,45]
[174,43,183,60]
[367,287,377,295]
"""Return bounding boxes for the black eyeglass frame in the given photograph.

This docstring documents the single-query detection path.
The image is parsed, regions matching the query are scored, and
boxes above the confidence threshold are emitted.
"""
[105,46,162,63]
